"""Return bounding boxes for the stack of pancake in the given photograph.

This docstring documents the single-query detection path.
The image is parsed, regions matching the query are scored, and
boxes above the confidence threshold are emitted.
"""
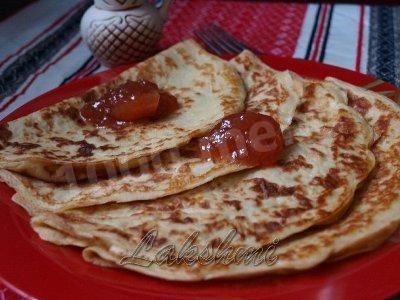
[0,40,399,281]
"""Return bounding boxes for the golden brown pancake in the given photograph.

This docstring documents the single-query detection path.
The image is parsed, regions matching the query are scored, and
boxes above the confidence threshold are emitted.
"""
[30,77,376,281]
[0,40,245,182]
[0,51,303,214]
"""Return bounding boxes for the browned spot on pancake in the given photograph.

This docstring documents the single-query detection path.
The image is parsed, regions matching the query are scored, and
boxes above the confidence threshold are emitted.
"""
[278,155,313,172]
[42,111,53,121]
[340,152,371,176]
[310,147,325,157]
[169,212,195,224]
[326,93,335,99]
[299,244,319,256]
[77,141,96,157]
[23,119,35,128]
[266,87,280,99]
[333,115,357,146]
[234,55,252,71]
[296,194,313,209]
[375,99,392,111]
[58,213,86,223]
[219,95,235,112]
[311,168,341,190]
[199,200,210,209]
[9,142,40,154]
[221,65,241,94]
[223,200,242,211]
[296,101,310,113]
[164,56,178,68]
[348,92,371,115]
[248,85,261,99]
[51,137,74,147]
[210,237,222,248]
[275,207,306,219]
[256,221,282,235]
[0,124,12,143]
[99,226,131,239]
[194,81,206,88]
[376,115,390,136]
[32,122,41,131]
[50,137,98,158]
[136,61,157,82]
[205,219,230,232]
[40,149,64,159]
[252,178,296,199]
[304,83,317,99]
[83,129,99,138]
[98,144,118,151]
[317,189,335,206]
[161,198,184,211]
[153,173,172,183]
[235,215,246,222]
[249,71,261,81]
[153,236,168,247]
[61,106,84,124]
[176,48,193,64]
[177,87,191,93]
[129,224,151,239]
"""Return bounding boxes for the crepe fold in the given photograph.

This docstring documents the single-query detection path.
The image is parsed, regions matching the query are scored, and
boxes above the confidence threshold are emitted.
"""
[0,39,246,182]
[0,51,304,214]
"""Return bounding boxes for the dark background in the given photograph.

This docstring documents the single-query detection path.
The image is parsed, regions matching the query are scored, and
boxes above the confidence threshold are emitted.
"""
[1,0,400,21]
[0,0,36,21]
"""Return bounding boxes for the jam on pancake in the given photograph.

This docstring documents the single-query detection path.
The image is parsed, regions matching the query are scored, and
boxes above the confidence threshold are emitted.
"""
[80,79,179,128]
[198,112,284,167]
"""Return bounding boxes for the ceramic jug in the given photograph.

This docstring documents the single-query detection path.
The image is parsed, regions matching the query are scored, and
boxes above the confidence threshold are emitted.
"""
[81,0,172,66]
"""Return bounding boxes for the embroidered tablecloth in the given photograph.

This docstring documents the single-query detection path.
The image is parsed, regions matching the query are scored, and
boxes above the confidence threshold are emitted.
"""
[0,0,399,121]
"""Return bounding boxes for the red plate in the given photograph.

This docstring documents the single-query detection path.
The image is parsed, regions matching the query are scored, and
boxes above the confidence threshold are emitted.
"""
[1,56,399,300]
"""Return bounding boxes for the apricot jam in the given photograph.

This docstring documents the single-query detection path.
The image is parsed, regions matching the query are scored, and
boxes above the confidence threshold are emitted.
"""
[80,79,179,128]
[198,112,284,167]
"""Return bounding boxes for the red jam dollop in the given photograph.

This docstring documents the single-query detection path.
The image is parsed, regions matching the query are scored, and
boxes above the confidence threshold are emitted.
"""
[80,79,179,128]
[198,112,284,167]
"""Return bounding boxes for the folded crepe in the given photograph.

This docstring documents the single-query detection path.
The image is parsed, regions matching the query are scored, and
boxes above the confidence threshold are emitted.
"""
[30,76,376,281]
[230,50,302,131]
[142,78,399,280]
[0,39,246,182]
[0,51,303,214]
